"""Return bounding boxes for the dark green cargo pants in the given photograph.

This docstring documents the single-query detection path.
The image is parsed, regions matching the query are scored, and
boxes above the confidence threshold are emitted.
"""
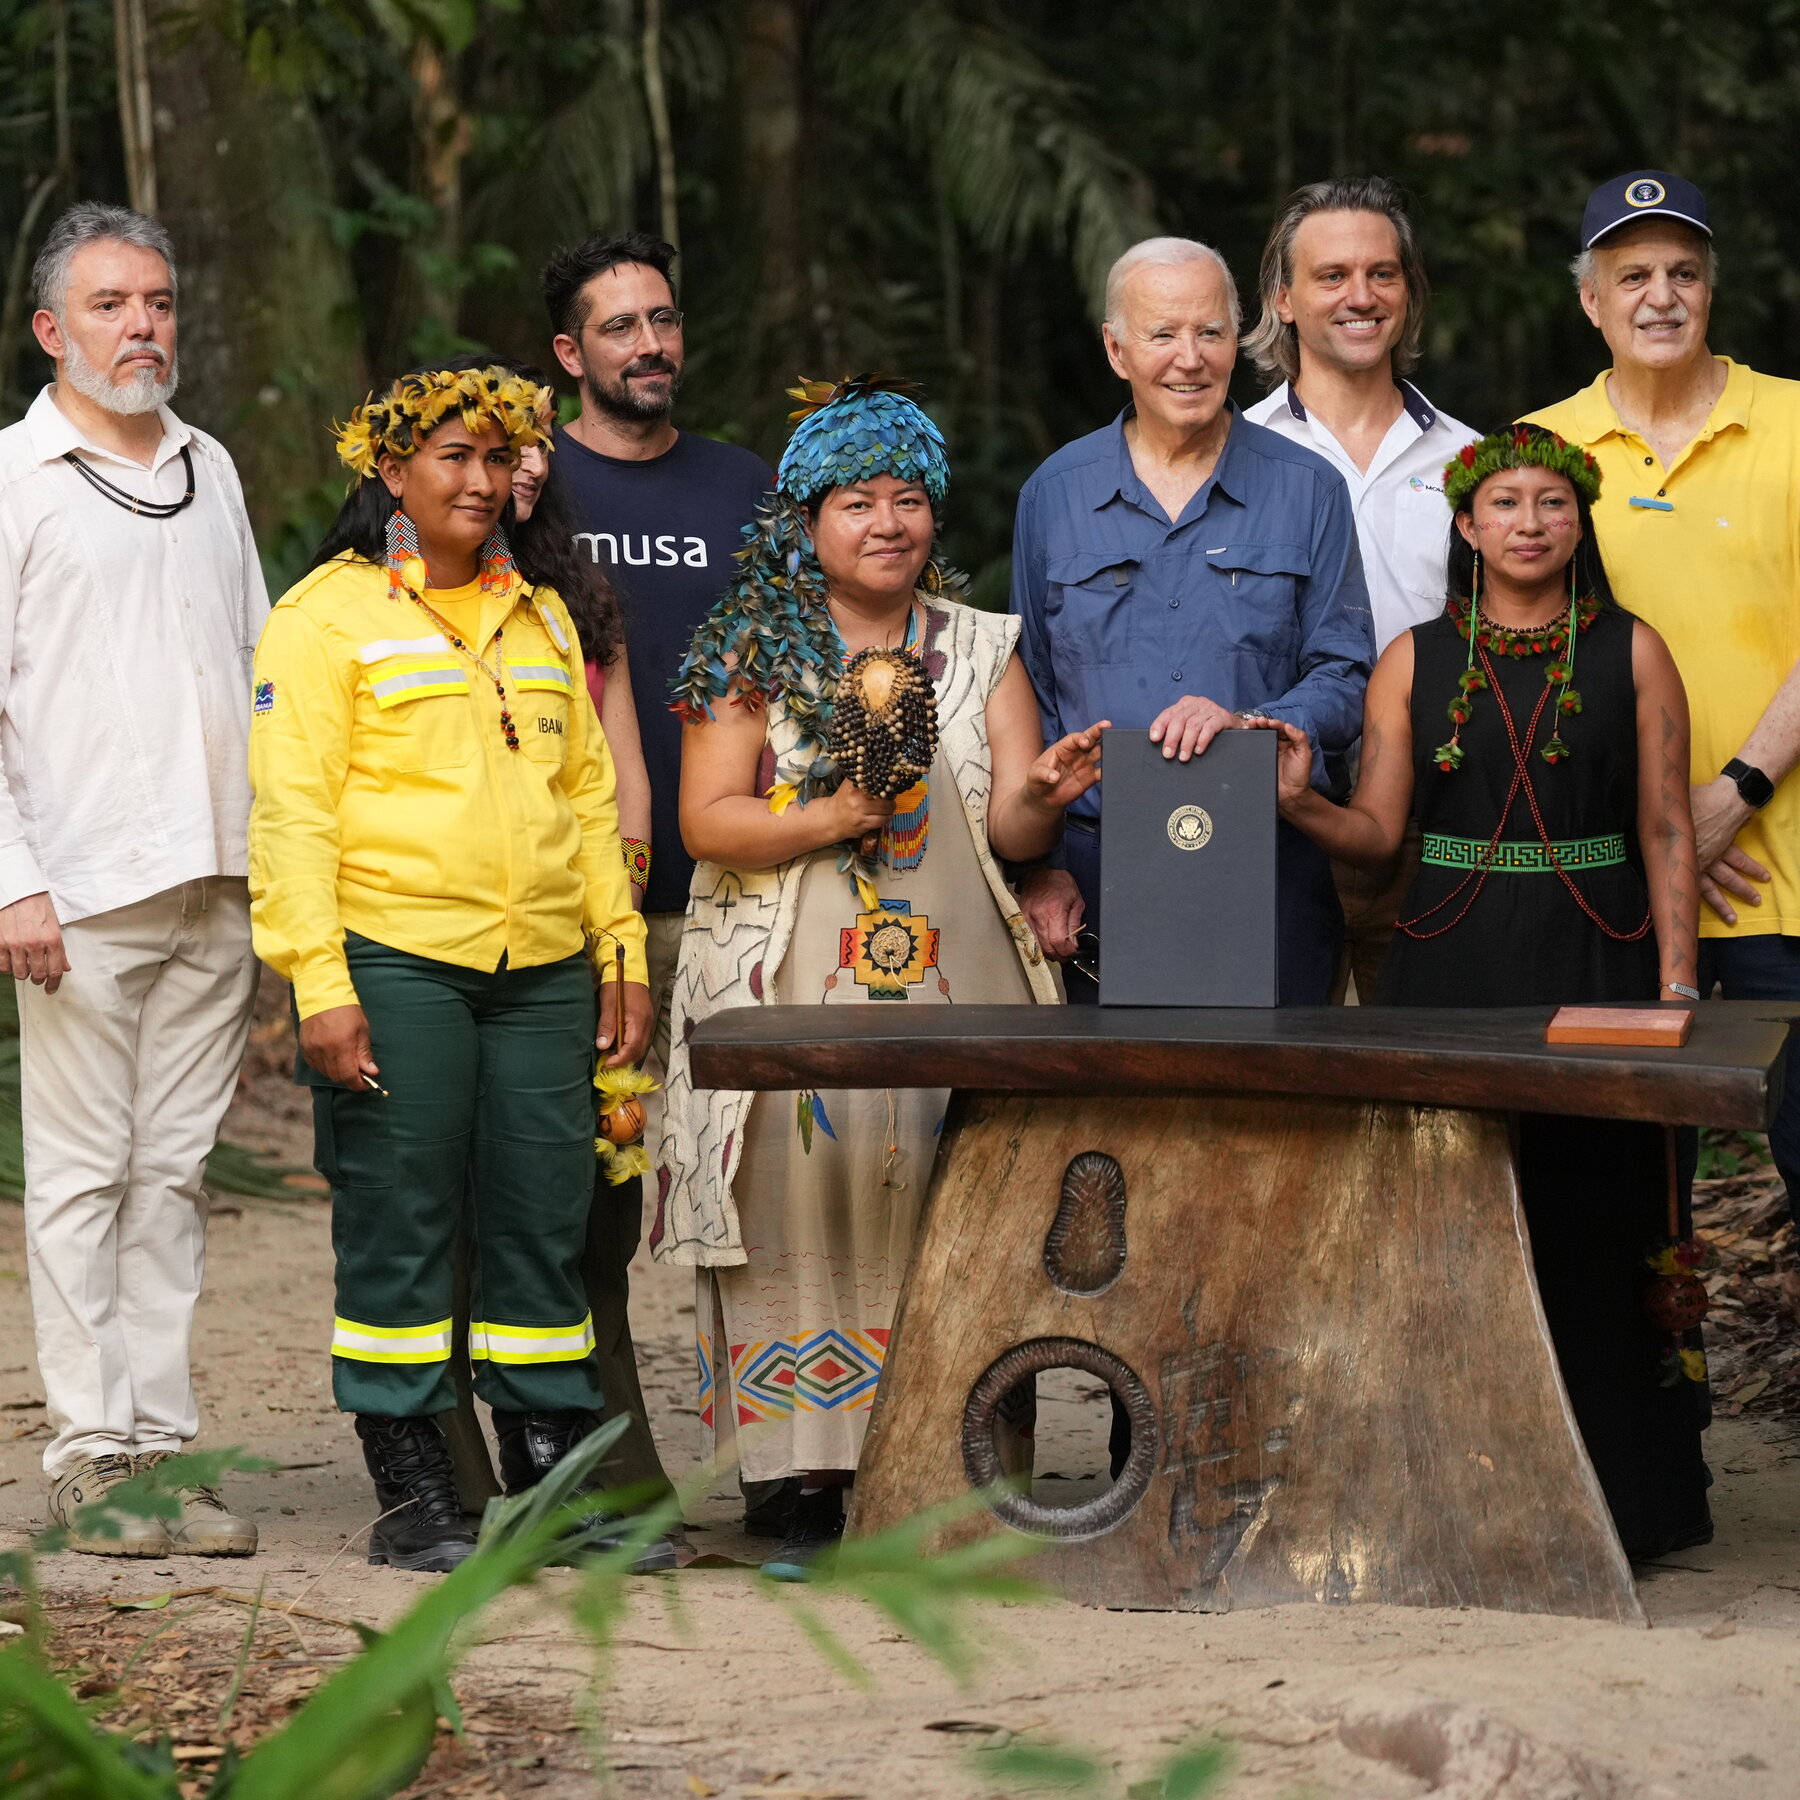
[308,934,604,1417]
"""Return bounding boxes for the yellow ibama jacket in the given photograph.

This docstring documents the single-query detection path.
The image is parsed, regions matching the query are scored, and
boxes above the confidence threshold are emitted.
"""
[248,553,646,1018]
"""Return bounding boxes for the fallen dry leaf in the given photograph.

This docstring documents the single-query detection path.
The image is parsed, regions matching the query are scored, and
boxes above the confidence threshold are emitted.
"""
[686,1775,718,1797]
[1703,1618,1738,1639]
[739,1790,861,1799]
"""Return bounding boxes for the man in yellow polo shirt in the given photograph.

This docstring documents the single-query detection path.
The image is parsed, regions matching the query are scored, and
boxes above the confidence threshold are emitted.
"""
[1527,170,1800,1225]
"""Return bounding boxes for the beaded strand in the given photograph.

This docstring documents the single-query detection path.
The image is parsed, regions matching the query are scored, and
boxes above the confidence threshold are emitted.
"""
[406,591,520,750]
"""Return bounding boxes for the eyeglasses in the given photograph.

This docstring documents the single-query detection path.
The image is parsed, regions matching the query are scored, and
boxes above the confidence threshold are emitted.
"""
[590,308,684,341]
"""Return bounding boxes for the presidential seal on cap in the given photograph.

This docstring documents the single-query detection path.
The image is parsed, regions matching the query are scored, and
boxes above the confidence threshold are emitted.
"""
[1580,169,1711,251]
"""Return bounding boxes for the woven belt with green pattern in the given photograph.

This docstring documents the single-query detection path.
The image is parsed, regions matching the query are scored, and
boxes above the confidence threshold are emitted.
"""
[1420,833,1628,873]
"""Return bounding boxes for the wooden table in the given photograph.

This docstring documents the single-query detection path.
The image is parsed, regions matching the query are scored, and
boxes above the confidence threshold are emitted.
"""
[690,1002,1792,1621]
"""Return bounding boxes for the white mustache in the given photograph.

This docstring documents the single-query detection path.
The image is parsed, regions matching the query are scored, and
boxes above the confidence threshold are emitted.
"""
[1632,302,1690,328]
[113,340,168,368]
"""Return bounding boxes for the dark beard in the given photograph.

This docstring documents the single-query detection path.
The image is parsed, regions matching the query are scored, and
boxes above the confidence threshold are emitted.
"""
[581,354,682,423]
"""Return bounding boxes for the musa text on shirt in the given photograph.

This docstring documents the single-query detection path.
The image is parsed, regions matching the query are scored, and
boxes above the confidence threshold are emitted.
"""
[572,531,709,567]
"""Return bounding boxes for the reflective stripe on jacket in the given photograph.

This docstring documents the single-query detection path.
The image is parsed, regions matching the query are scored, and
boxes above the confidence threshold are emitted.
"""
[248,553,647,1018]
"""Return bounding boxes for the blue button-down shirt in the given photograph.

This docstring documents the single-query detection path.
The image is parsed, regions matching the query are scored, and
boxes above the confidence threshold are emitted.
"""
[1011,405,1375,825]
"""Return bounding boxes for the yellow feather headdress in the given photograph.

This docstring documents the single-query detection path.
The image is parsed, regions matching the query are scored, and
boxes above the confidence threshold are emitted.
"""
[333,367,554,479]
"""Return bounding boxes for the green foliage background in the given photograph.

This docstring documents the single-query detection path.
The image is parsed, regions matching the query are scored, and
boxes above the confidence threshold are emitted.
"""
[1,0,1796,604]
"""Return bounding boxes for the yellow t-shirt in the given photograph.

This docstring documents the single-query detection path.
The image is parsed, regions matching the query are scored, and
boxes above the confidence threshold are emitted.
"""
[1525,357,1800,938]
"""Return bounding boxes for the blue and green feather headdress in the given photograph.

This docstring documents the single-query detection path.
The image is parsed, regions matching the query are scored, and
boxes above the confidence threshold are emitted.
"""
[777,374,950,504]
[671,377,962,804]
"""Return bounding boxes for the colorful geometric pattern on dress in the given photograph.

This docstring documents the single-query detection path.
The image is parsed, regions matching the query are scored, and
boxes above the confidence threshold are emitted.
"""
[838,898,938,999]
[883,775,929,871]
[725,1327,891,1425]
[1421,831,1628,872]
[696,1326,716,1430]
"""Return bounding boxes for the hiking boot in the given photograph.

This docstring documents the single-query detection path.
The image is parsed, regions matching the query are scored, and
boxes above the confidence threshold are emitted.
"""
[492,1409,678,1572]
[48,1454,170,1556]
[356,1415,479,1573]
[135,1451,257,1556]
[760,1485,845,1583]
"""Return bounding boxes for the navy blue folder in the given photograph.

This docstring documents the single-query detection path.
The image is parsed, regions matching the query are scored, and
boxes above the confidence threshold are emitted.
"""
[1097,727,1279,1007]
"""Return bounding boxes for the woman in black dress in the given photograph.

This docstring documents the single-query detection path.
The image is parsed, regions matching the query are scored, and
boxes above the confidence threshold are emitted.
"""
[1258,424,1708,1559]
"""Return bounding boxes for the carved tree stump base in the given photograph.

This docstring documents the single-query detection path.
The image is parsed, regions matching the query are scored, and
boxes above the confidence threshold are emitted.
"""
[848,1092,1645,1623]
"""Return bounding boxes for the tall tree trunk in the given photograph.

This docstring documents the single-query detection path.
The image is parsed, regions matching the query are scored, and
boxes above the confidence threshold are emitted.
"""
[739,0,807,442]
[113,0,156,213]
[1271,0,1294,200]
[643,0,680,255]
[1,0,74,404]
[152,18,366,571]
[409,36,469,344]
[1330,0,1358,174]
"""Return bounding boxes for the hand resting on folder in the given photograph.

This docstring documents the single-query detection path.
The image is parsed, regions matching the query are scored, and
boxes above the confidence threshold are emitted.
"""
[1023,696,1259,959]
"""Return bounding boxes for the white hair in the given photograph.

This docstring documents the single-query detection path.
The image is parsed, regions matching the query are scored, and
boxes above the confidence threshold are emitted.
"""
[1104,237,1241,332]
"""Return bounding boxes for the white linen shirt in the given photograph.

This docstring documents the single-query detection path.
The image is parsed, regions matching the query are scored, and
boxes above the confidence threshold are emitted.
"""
[1244,380,1478,653]
[0,388,266,922]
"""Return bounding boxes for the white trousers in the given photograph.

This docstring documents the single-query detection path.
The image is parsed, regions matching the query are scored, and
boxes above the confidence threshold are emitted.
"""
[20,878,257,1476]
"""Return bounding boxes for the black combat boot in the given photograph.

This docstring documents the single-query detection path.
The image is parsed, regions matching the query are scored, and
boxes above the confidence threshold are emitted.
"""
[356,1414,480,1573]
[491,1409,677,1572]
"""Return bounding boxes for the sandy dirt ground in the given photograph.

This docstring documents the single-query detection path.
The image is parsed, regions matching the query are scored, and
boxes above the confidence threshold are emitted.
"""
[3,1002,1799,1798]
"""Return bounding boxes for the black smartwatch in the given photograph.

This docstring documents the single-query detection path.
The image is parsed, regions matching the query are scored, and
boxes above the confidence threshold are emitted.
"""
[1723,757,1776,810]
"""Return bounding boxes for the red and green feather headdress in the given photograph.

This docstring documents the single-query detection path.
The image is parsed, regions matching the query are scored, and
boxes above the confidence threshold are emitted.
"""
[1443,425,1601,513]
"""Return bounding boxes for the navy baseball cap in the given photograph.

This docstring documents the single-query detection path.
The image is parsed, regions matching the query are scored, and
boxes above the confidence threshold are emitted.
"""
[1580,170,1711,251]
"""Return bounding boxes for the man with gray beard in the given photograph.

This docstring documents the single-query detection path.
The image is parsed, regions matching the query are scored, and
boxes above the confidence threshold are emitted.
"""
[0,203,264,1553]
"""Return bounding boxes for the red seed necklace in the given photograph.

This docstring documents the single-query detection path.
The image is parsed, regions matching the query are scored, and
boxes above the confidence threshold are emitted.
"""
[405,589,520,750]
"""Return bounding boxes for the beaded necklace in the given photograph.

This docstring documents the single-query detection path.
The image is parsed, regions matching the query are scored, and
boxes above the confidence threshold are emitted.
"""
[404,587,521,751]
[1400,622,1650,944]
[827,602,936,901]
[1432,562,1598,774]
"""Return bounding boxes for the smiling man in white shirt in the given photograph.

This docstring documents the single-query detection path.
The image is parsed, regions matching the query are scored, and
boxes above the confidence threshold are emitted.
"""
[1243,176,1478,1001]
[0,203,265,1554]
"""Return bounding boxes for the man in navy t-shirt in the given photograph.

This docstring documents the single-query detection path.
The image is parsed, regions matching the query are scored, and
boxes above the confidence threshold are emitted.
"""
[541,231,775,1540]
[543,231,772,1034]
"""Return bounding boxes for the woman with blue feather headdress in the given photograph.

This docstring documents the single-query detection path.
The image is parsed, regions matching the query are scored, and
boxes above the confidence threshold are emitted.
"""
[656,376,1110,1578]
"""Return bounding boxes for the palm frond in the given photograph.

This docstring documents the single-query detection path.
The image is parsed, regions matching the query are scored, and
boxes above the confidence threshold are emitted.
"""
[820,0,1160,311]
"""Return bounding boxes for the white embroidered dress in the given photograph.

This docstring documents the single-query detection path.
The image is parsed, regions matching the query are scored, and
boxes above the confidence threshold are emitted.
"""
[651,597,1058,1477]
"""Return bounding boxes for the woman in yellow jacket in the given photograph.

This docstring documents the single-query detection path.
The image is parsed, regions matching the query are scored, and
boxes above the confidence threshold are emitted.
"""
[249,367,650,1572]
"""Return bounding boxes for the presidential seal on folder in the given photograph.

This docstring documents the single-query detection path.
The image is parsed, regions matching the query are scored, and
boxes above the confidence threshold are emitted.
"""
[1098,727,1278,1007]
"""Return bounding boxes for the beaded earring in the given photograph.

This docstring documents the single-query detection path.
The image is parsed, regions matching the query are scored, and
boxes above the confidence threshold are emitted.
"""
[1539,560,1584,766]
[479,526,516,594]
[384,507,423,596]
[1432,551,1486,773]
